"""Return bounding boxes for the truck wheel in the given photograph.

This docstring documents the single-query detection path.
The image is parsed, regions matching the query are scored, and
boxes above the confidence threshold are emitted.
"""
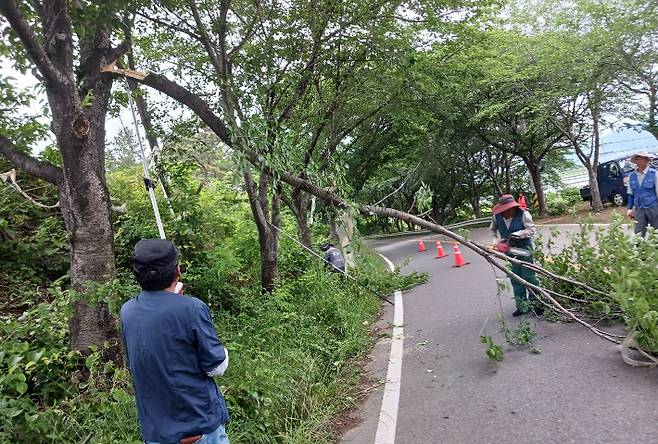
[611,192,624,206]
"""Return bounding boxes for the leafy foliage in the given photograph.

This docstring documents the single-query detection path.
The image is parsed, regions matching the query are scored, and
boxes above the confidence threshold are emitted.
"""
[1,150,424,442]
[545,187,582,216]
[538,217,658,353]
[480,335,504,362]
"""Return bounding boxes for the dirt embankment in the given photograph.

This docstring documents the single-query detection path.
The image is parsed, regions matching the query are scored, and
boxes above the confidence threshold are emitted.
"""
[537,203,629,225]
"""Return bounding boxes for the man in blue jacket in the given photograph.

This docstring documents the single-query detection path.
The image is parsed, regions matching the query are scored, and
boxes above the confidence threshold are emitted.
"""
[321,242,346,276]
[627,151,658,237]
[121,239,230,444]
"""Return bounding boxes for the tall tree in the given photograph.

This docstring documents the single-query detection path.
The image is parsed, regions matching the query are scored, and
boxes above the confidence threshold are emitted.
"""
[585,0,658,141]
[125,0,473,288]
[536,30,621,212]
[0,1,129,351]
[440,30,569,215]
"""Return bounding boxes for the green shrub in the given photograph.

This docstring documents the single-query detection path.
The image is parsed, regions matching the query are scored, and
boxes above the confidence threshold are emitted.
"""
[537,216,658,353]
[545,187,582,216]
[2,155,428,443]
[1,228,423,443]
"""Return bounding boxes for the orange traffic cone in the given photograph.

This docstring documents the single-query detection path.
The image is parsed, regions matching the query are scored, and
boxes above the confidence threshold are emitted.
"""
[452,242,468,267]
[418,240,426,252]
[435,240,448,258]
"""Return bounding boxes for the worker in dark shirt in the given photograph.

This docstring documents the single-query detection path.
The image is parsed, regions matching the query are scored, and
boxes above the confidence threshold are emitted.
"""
[321,242,346,275]
[121,239,230,444]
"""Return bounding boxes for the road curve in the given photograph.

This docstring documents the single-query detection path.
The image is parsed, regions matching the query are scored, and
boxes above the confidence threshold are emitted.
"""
[342,227,658,444]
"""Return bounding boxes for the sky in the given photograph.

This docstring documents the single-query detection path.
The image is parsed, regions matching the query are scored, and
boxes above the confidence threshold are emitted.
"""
[597,128,658,162]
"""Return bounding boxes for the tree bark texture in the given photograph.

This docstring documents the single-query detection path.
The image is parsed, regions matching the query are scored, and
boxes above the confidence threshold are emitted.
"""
[283,188,313,249]
[243,169,281,292]
[0,1,125,352]
[525,159,549,216]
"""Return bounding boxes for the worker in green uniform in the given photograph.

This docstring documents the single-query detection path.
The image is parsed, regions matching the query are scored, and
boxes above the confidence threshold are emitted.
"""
[490,194,541,316]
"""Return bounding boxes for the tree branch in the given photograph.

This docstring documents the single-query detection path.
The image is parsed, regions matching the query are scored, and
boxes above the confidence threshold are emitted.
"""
[322,95,395,160]
[104,65,232,146]
[136,10,202,41]
[188,0,224,79]
[0,134,62,184]
[0,0,67,87]
[243,167,268,229]
[277,29,325,123]
[108,39,131,63]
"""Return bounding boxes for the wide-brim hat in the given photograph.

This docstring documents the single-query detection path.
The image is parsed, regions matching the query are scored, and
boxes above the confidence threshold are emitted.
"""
[630,151,653,162]
[492,194,520,215]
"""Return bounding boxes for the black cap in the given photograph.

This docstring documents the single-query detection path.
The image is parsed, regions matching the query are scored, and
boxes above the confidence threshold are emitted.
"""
[132,239,179,279]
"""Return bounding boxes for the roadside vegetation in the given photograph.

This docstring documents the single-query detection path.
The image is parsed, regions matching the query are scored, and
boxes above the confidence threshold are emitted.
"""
[1,0,656,441]
[537,218,658,354]
[0,155,426,442]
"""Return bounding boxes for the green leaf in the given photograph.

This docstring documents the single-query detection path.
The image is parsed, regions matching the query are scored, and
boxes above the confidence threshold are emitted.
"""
[15,381,28,395]
[8,354,24,368]
[111,388,131,403]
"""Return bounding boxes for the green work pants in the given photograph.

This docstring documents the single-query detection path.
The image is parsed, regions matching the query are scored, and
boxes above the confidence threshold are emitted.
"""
[510,253,539,311]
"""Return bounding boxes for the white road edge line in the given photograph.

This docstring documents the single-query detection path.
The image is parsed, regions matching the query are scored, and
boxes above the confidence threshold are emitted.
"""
[375,253,403,444]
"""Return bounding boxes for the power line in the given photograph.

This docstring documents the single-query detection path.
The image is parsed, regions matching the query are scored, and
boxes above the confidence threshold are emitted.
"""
[600,135,656,146]
[599,144,658,157]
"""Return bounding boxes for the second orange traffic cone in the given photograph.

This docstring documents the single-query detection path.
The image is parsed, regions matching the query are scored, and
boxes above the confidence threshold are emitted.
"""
[452,242,468,267]
[418,240,426,252]
[435,240,448,258]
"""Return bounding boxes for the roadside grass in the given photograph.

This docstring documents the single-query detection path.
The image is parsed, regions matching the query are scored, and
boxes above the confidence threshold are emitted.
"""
[536,202,629,225]
[1,242,425,443]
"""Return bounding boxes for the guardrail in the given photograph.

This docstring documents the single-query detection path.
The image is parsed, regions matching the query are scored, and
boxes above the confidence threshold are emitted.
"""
[445,217,491,230]
[364,217,491,240]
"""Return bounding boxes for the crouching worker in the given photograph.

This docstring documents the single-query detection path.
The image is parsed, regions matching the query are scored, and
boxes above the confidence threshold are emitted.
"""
[321,242,346,276]
[121,239,230,444]
[490,195,541,317]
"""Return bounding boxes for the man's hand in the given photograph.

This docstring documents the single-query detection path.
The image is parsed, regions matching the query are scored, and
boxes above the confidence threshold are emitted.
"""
[627,209,635,219]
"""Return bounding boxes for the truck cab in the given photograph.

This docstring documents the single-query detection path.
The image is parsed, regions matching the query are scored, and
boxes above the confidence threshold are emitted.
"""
[579,159,633,206]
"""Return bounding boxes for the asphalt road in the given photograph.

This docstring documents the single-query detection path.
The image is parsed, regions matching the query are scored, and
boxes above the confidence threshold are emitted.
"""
[341,227,658,444]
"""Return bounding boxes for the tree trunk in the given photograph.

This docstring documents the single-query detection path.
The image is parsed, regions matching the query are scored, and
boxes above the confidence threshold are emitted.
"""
[526,160,548,216]
[327,209,339,240]
[468,180,482,218]
[335,210,356,269]
[243,170,280,292]
[589,100,604,212]
[431,193,447,224]
[504,155,512,194]
[53,88,117,352]
[471,197,482,218]
[40,22,119,352]
[285,189,312,249]
[258,228,279,291]
[586,166,604,211]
